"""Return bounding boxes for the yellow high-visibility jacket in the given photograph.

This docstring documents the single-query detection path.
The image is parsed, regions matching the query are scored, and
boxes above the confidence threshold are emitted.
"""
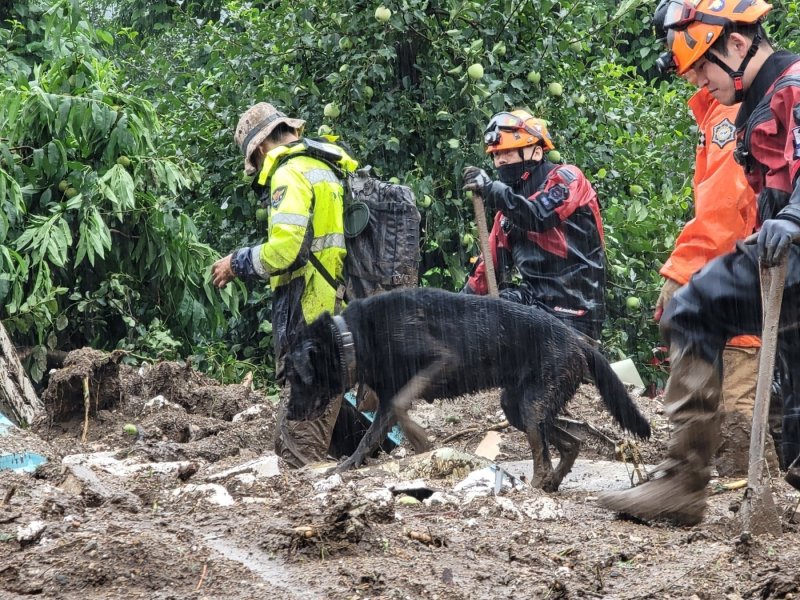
[246,139,357,322]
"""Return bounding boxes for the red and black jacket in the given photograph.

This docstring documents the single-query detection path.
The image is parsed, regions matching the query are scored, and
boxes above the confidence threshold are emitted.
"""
[735,51,800,227]
[467,161,606,329]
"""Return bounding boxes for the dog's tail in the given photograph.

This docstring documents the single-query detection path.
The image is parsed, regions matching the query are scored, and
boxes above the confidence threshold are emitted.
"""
[582,344,651,439]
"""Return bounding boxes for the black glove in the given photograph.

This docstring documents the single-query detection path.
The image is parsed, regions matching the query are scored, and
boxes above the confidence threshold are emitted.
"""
[462,166,492,195]
[758,218,800,266]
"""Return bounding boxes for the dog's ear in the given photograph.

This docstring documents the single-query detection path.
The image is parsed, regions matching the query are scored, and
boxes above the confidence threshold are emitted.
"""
[294,338,317,386]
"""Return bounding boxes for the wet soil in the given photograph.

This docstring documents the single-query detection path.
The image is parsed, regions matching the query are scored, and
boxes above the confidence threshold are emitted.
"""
[1,348,799,599]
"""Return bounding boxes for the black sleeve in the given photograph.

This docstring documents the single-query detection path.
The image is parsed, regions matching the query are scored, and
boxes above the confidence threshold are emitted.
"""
[483,180,565,233]
[776,176,800,226]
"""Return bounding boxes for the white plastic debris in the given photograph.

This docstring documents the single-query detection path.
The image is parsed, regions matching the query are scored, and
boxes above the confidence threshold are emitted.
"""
[313,473,343,493]
[423,492,459,507]
[16,520,46,544]
[362,488,394,505]
[232,404,266,423]
[206,456,282,481]
[520,497,565,521]
[453,465,526,498]
[62,451,193,478]
[143,395,183,412]
[494,496,523,521]
[172,483,235,507]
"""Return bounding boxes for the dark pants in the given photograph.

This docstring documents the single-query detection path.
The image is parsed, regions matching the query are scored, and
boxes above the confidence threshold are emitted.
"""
[272,278,367,466]
[662,242,800,468]
[499,284,603,341]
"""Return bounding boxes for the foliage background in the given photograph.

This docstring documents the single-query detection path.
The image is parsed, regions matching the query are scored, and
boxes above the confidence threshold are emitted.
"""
[2,0,798,390]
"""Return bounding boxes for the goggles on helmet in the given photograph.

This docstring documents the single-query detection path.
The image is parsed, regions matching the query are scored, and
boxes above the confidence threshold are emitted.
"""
[661,0,730,31]
[484,112,536,147]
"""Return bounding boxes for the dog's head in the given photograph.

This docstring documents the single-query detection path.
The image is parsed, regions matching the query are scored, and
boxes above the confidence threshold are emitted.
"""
[284,313,345,421]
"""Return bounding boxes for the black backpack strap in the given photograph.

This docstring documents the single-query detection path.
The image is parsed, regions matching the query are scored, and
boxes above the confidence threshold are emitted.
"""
[307,252,347,313]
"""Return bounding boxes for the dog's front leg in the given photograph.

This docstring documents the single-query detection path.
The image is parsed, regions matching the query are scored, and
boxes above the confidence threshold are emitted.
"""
[334,405,396,473]
[391,358,453,454]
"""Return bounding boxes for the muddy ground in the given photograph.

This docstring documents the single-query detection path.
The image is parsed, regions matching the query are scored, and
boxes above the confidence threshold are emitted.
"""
[1,348,799,599]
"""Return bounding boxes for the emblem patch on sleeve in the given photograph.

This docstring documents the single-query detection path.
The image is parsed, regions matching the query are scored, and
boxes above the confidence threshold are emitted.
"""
[271,185,288,208]
[793,126,800,160]
[711,118,736,149]
[539,183,569,210]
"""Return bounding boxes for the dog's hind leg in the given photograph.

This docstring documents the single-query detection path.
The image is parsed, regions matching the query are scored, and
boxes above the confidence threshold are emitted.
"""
[542,425,581,492]
[334,404,397,472]
[524,422,555,490]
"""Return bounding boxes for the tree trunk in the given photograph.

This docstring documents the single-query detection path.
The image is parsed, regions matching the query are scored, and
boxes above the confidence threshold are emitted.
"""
[0,321,45,426]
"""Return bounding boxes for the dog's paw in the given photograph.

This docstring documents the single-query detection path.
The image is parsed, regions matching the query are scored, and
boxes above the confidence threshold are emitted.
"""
[333,458,360,473]
[541,477,561,493]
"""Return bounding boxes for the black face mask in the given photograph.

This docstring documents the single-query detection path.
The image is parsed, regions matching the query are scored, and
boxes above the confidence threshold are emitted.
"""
[497,157,548,189]
[497,161,530,186]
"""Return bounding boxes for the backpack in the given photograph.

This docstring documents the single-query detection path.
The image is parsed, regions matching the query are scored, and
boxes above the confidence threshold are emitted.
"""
[288,138,421,303]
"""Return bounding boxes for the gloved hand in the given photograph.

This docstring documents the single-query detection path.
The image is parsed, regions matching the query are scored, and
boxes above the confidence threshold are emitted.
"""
[758,218,800,266]
[654,277,682,322]
[462,166,492,195]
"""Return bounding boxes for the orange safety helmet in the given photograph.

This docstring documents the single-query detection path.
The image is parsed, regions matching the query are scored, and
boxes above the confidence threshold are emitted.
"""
[661,0,772,76]
[483,109,555,154]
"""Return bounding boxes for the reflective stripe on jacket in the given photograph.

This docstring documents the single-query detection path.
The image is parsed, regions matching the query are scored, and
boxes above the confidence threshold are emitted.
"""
[660,89,759,348]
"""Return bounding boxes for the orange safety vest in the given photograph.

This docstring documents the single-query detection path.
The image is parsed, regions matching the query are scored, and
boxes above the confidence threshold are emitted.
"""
[660,89,760,349]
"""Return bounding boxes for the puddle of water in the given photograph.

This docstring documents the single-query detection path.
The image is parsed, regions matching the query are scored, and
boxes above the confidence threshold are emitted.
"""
[500,458,653,492]
[205,535,322,599]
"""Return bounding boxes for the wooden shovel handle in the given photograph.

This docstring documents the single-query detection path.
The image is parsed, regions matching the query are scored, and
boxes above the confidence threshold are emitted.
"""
[471,190,499,297]
[741,257,787,535]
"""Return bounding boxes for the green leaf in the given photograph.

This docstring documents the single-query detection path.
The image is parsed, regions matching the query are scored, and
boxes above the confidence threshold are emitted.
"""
[96,29,114,45]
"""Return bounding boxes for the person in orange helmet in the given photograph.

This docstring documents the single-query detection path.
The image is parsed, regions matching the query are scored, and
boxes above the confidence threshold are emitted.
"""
[600,0,800,525]
[461,109,606,341]
[652,0,763,478]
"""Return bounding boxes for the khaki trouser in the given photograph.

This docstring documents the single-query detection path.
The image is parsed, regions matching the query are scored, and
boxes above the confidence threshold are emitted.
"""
[721,346,758,416]
[717,346,779,477]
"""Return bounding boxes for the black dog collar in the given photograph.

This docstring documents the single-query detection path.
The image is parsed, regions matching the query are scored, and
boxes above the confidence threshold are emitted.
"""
[332,315,357,389]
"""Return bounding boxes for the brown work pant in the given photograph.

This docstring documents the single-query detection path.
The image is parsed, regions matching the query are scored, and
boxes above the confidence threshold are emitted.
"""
[717,346,779,476]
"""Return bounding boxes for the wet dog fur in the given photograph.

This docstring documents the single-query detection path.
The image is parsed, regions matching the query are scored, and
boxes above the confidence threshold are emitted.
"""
[285,287,650,491]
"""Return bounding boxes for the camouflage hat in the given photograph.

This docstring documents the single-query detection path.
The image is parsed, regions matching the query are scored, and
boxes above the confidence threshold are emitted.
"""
[235,103,305,175]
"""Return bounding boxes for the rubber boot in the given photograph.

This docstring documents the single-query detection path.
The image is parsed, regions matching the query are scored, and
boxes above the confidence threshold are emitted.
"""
[274,385,344,469]
[598,351,722,525]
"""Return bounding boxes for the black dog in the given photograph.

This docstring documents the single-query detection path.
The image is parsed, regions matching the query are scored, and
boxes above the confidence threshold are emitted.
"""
[285,288,650,491]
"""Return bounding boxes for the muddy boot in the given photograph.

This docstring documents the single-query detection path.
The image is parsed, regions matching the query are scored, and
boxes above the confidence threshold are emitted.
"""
[716,411,752,478]
[274,387,344,469]
[598,352,721,526]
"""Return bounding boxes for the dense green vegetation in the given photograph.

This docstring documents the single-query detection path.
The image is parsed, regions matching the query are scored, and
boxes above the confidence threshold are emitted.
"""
[2,0,798,390]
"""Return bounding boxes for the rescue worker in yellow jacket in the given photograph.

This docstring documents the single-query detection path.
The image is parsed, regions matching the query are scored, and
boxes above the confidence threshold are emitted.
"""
[211,102,361,468]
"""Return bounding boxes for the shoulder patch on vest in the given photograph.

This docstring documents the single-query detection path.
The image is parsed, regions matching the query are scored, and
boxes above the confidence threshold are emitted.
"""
[793,126,800,160]
[794,105,800,160]
[711,118,736,149]
[271,185,288,208]
[540,183,569,210]
[555,167,577,184]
